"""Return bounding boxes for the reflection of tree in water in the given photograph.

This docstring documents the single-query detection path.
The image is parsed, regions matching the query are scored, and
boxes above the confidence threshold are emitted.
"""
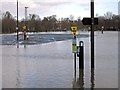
[72,69,95,89]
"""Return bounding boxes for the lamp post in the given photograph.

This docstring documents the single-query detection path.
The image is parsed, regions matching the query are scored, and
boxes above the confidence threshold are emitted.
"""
[24,7,28,40]
[25,7,28,21]
[16,0,19,41]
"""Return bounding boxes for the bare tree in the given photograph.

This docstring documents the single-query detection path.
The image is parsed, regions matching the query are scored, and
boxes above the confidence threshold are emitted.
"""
[104,12,113,20]
[2,11,16,33]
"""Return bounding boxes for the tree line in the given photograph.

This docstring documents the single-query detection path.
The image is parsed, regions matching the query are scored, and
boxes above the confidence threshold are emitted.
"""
[1,11,120,34]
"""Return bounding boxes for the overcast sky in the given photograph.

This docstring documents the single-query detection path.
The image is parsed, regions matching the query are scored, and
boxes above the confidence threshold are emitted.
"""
[1,0,120,20]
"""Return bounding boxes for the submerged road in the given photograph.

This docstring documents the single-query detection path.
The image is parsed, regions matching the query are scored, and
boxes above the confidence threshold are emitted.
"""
[1,31,118,88]
[1,32,89,45]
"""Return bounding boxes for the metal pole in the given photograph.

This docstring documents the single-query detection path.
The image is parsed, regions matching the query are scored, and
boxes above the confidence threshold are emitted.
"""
[24,7,28,40]
[25,7,28,21]
[79,41,84,69]
[74,53,76,77]
[17,0,19,41]
[73,35,77,78]
[91,0,94,69]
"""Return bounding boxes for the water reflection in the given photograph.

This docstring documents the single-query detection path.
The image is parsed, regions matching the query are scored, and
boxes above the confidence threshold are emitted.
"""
[16,57,20,88]
[72,69,77,88]
[16,41,28,48]
[72,68,95,89]
[17,41,19,48]
[91,68,95,89]
[78,69,84,88]
[72,69,84,89]
[15,48,20,88]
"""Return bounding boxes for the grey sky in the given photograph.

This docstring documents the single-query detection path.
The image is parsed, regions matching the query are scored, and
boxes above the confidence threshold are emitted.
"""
[1,0,119,20]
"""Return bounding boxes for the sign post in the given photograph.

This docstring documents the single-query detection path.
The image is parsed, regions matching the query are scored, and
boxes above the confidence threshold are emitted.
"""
[82,0,96,69]
[71,26,77,53]
[72,36,77,53]
[71,25,77,76]
[91,0,94,69]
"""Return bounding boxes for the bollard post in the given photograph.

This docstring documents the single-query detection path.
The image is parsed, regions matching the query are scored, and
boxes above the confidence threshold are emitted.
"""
[79,41,84,70]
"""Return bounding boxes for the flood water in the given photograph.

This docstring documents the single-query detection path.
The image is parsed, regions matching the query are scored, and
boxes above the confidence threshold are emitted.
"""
[1,31,118,88]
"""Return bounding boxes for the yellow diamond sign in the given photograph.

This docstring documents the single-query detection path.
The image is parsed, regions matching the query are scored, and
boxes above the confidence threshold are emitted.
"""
[71,26,77,32]
[22,26,26,29]
[72,32,76,36]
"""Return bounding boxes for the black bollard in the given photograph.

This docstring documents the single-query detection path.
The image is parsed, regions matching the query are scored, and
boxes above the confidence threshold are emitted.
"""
[79,41,84,69]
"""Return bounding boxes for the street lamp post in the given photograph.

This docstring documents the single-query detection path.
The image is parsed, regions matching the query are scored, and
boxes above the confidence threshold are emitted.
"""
[25,7,28,21]
[16,0,19,41]
[24,7,28,40]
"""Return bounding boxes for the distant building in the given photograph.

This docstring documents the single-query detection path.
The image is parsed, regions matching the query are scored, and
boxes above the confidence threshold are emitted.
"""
[119,1,120,15]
